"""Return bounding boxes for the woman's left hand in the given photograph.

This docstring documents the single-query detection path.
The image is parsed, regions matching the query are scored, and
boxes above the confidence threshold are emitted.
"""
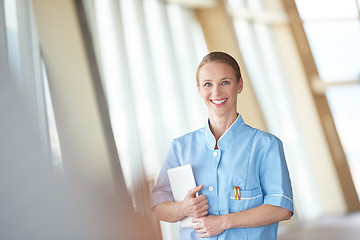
[192,215,227,238]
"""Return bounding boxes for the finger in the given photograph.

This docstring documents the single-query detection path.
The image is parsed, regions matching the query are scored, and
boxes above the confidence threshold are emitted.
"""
[193,205,208,217]
[196,229,207,234]
[194,226,206,234]
[194,201,208,214]
[194,207,207,217]
[199,233,209,238]
[192,217,203,223]
[187,185,203,197]
[192,223,201,231]
[200,203,209,211]
[191,195,206,206]
[196,197,208,207]
[196,194,207,201]
[197,210,208,217]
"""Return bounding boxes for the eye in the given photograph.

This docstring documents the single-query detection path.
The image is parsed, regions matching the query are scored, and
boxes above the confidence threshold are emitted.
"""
[204,82,212,87]
[222,80,230,85]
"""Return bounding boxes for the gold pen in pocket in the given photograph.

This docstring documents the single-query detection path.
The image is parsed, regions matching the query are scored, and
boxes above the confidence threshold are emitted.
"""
[237,186,241,200]
[233,186,241,200]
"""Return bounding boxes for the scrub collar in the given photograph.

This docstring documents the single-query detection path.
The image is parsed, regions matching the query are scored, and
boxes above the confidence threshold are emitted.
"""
[204,114,245,150]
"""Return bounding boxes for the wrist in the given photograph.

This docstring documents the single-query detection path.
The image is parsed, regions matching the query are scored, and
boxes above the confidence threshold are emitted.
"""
[176,201,187,219]
[222,213,234,230]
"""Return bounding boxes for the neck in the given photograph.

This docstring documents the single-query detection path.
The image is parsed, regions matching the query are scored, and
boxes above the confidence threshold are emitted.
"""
[209,112,238,141]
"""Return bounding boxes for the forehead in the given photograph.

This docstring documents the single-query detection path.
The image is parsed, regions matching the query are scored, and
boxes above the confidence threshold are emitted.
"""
[198,61,236,81]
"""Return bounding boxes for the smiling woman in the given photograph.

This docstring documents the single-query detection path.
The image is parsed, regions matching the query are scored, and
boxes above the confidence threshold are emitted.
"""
[196,53,243,140]
[151,51,293,240]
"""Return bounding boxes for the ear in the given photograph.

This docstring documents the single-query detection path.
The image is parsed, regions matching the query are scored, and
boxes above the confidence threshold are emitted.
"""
[237,77,243,94]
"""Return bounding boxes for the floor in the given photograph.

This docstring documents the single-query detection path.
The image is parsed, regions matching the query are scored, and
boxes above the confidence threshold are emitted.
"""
[278,212,360,240]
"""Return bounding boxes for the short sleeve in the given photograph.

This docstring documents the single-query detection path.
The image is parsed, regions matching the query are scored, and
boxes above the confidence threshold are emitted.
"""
[259,137,293,213]
[151,141,181,208]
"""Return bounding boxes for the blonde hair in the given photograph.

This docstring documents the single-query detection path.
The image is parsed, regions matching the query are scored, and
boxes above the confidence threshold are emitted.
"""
[196,52,242,83]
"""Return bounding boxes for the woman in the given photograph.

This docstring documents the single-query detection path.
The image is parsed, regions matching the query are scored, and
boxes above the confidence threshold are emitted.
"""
[151,52,293,239]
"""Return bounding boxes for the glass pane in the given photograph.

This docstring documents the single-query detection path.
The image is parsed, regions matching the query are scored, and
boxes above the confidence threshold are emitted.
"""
[92,0,143,204]
[166,4,208,131]
[4,0,22,87]
[304,21,360,82]
[42,62,64,175]
[144,0,189,139]
[233,19,322,220]
[121,0,164,180]
[295,0,359,20]
[227,0,246,7]
[326,85,360,199]
[246,0,262,10]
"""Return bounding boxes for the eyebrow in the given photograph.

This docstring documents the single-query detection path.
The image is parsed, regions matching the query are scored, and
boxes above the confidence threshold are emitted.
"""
[200,77,233,82]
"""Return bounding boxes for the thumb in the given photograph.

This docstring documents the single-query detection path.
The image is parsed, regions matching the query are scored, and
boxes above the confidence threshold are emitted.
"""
[187,185,203,198]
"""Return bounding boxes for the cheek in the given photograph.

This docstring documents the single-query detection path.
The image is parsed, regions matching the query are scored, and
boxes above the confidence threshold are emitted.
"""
[198,89,210,99]
[232,87,241,96]
[201,94,210,103]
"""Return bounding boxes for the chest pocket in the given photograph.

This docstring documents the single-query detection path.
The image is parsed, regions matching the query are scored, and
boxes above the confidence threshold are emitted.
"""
[228,187,263,213]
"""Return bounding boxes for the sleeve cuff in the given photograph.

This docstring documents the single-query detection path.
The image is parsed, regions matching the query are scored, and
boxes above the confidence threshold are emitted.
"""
[264,194,294,213]
[151,191,174,208]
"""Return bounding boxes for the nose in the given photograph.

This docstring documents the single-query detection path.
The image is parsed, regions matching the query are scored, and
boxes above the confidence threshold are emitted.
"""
[211,83,221,96]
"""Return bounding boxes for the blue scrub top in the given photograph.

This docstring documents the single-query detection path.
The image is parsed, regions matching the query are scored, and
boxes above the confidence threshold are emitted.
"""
[151,115,293,240]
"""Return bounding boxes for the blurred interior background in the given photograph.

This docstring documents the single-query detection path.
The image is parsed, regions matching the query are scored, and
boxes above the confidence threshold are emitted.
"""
[0,0,359,239]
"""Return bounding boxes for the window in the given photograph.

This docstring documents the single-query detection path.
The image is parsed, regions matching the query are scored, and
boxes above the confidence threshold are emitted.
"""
[296,0,360,199]
[84,1,208,238]
[227,0,322,220]
[2,0,63,174]
[84,0,208,214]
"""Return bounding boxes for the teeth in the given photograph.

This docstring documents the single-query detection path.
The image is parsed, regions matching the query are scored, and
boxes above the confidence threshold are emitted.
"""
[212,99,227,104]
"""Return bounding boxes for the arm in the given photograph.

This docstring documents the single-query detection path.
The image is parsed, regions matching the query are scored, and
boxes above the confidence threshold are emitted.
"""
[152,185,209,223]
[152,201,187,223]
[224,204,292,228]
[193,204,292,238]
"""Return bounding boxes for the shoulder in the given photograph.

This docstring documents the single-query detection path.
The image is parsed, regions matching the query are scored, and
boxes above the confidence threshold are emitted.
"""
[172,127,205,146]
[244,124,282,148]
[168,127,205,164]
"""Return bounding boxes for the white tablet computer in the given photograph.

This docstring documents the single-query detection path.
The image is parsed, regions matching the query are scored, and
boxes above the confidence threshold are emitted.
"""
[167,164,197,229]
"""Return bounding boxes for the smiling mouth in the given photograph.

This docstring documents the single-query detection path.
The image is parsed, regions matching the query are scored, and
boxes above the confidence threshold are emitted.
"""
[211,98,227,105]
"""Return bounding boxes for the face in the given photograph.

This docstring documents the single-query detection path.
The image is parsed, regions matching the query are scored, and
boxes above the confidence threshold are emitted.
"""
[197,61,243,119]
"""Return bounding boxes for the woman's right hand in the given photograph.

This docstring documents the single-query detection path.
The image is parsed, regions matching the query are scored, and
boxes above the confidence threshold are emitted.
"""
[181,185,209,218]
